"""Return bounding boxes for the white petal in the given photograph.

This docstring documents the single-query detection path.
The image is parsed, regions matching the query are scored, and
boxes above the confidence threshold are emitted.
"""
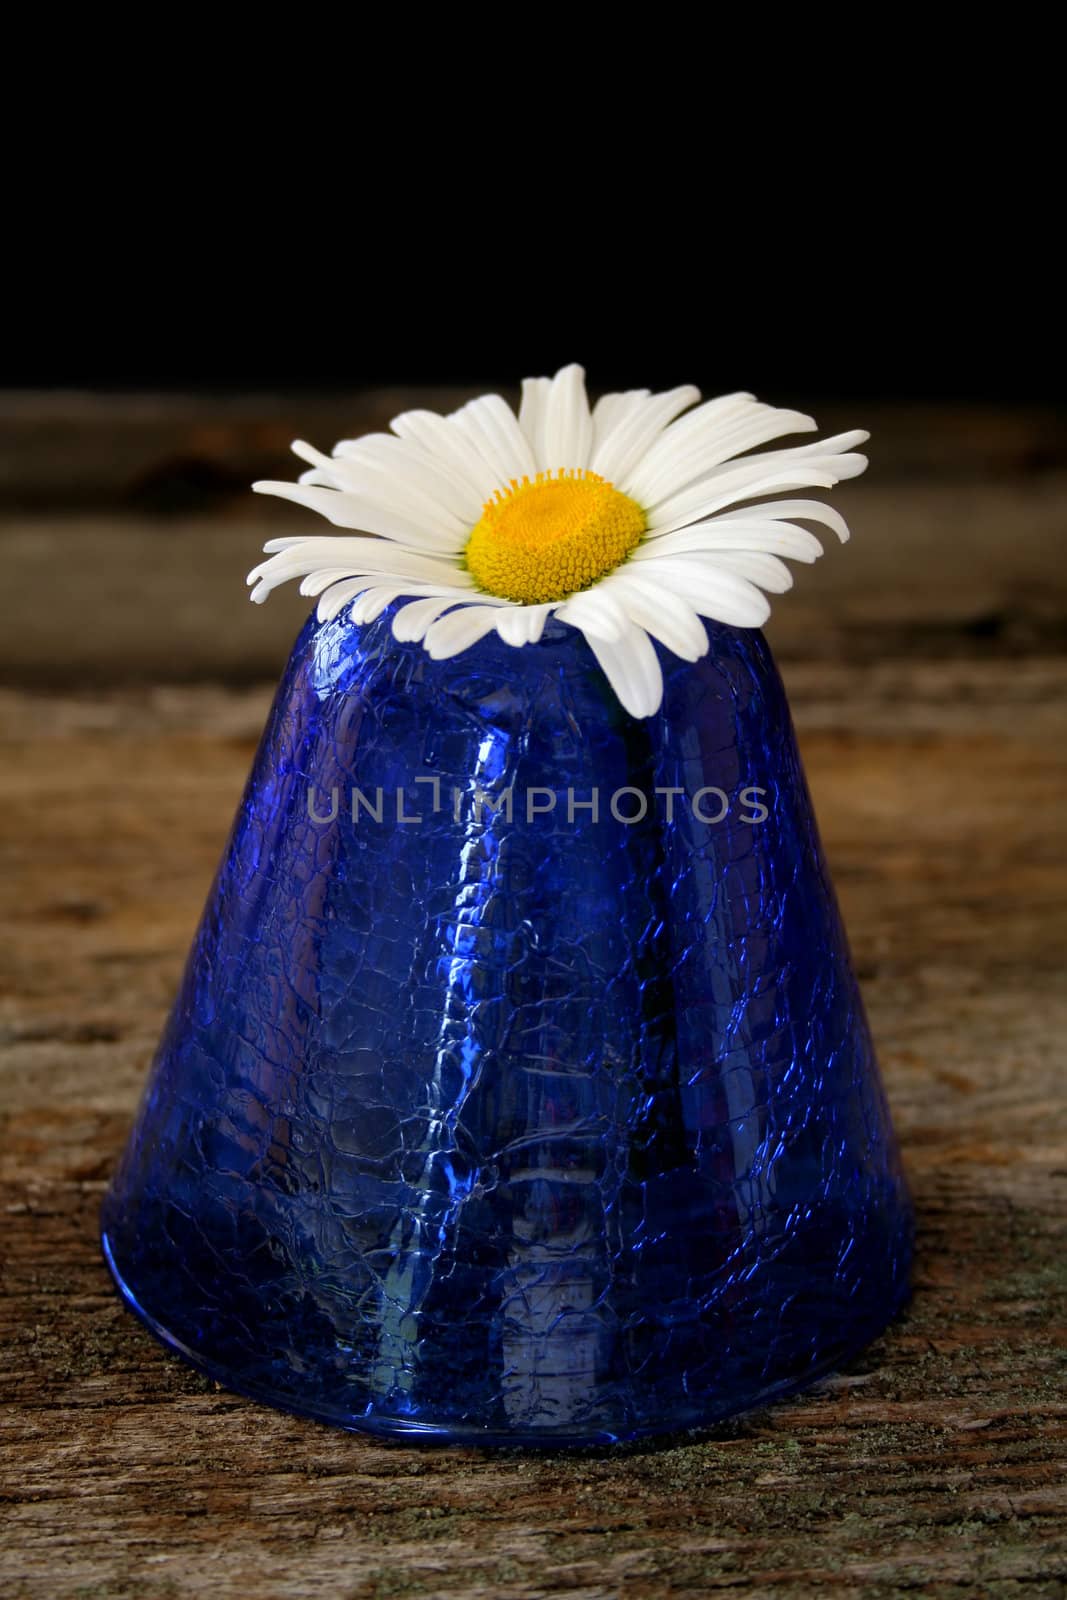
[251,480,450,550]
[345,579,471,621]
[387,409,501,501]
[392,594,470,641]
[712,497,852,543]
[708,551,795,593]
[299,566,358,597]
[423,605,505,660]
[624,401,816,505]
[350,585,410,623]
[518,377,552,471]
[614,393,756,499]
[659,429,867,494]
[650,560,773,628]
[494,604,553,647]
[590,389,651,462]
[451,394,537,484]
[291,439,470,547]
[633,522,825,563]
[380,430,490,522]
[290,439,335,472]
[523,605,554,645]
[554,586,631,642]
[544,364,594,469]
[246,538,470,603]
[320,432,481,531]
[645,432,868,531]
[247,536,466,588]
[590,386,701,484]
[598,570,709,661]
[491,608,528,647]
[778,449,868,482]
[317,578,370,622]
[581,620,664,719]
[778,429,870,464]
[645,467,840,537]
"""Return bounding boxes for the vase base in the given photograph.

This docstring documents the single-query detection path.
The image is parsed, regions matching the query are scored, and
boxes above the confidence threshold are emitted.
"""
[101,1227,911,1450]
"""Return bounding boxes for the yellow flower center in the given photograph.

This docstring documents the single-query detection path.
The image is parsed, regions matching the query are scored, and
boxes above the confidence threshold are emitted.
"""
[464,470,646,605]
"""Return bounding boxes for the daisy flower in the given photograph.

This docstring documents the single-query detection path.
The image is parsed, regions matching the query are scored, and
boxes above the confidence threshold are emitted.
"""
[248,365,867,718]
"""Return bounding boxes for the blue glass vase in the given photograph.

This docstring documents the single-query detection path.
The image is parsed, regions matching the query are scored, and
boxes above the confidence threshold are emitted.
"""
[101,609,912,1445]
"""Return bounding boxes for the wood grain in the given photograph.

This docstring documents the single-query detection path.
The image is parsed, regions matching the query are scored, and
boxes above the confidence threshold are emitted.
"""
[3,394,1066,689]
[0,397,1065,1598]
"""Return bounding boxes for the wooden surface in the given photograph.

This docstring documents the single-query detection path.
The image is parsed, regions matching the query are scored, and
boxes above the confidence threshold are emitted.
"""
[0,394,1065,1598]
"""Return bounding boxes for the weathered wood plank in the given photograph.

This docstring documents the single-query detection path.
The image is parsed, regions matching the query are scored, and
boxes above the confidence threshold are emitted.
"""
[1,658,1064,1598]
[4,466,1067,688]
[2,392,1064,505]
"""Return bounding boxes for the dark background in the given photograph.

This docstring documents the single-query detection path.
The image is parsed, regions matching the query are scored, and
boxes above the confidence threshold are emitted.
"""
[6,23,1058,406]
[10,255,1056,403]
[8,154,1058,405]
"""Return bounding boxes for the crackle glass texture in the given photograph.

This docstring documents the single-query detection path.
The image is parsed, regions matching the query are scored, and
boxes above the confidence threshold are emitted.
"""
[102,610,912,1445]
